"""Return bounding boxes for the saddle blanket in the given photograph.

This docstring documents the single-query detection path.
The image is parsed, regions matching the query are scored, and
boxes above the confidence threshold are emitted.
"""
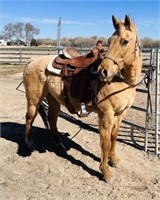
[47,55,61,75]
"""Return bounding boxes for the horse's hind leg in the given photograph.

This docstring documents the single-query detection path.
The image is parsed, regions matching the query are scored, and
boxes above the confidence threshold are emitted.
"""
[25,104,37,146]
[46,94,66,151]
[25,81,47,148]
[25,97,44,149]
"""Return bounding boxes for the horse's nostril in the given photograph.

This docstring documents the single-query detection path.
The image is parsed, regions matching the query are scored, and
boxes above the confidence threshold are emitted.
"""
[102,69,108,78]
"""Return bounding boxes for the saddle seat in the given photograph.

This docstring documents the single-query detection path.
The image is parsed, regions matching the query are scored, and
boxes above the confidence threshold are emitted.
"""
[62,47,81,58]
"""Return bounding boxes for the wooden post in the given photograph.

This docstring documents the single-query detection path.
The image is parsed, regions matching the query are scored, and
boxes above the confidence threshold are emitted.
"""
[19,49,22,63]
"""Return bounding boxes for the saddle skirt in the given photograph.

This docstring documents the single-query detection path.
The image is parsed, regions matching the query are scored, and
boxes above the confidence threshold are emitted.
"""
[47,55,62,75]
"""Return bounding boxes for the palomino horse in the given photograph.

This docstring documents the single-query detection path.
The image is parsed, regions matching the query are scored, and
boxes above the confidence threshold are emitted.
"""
[23,15,142,182]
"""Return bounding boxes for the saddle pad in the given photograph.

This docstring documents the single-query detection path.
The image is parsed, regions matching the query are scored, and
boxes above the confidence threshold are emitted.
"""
[47,55,62,75]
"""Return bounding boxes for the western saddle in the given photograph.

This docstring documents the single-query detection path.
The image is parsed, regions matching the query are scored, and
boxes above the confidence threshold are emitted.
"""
[52,47,103,117]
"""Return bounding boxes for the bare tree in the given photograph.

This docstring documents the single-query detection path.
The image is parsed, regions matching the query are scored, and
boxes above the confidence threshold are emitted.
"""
[74,37,86,47]
[86,36,97,47]
[69,38,76,47]
[1,23,15,41]
[1,22,40,45]
[0,34,3,39]
[25,23,40,45]
[153,40,160,48]
[14,23,25,43]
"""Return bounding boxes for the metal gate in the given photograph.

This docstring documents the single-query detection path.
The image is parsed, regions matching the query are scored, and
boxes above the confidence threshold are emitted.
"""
[155,49,160,155]
[122,48,160,156]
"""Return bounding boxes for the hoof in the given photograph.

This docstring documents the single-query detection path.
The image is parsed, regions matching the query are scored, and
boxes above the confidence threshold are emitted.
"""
[100,165,113,184]
[108,157,120,168]
[58,142,66,152]
[53,141,67,154]
[57,142,67,154]
[25,137,35,151]
[103,175,114,184]
[108,160,119,168]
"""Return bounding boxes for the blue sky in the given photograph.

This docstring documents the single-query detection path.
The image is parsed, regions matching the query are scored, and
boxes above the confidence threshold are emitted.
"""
[0,0,160,40]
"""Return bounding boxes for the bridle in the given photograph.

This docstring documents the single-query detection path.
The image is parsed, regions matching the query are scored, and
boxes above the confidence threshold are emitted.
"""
[102,39,147,87]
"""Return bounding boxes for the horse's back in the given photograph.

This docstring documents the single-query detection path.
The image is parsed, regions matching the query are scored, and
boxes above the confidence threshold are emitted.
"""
[25,55,53,72]
[23,55,54,98]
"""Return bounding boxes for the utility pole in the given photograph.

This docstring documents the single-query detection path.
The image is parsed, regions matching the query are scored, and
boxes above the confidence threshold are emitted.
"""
[57,17,61,55]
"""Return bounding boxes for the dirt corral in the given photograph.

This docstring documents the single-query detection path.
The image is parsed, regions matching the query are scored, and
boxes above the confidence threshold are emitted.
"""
[0,65,160,200]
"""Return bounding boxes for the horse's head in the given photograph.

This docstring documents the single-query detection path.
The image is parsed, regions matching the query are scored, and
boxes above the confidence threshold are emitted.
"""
[98,15,141,83]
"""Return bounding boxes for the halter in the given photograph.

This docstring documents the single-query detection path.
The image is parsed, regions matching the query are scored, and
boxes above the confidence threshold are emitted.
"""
[102,39,145,86]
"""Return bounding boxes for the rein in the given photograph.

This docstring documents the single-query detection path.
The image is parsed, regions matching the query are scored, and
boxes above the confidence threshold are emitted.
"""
[117,70,148,87]
[103,40,145,87]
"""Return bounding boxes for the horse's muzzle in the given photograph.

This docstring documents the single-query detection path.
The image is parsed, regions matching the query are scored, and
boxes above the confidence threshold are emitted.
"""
[99,68,116,83]
[101,69,108,78]
[99,68,110,82]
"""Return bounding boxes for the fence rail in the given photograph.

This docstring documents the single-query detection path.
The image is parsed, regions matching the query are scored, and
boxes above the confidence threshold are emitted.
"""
[0,47,57,64]
[0,47,151,65]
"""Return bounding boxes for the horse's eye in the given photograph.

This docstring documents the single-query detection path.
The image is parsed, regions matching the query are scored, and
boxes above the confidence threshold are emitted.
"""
[122,39,129,46]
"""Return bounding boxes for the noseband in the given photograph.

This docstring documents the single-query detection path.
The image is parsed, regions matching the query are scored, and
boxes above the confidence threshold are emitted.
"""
[102,40,145,86]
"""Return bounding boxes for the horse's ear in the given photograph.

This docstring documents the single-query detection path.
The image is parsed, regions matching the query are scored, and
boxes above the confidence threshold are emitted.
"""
[112,15,119,30]
[124,15,131,29]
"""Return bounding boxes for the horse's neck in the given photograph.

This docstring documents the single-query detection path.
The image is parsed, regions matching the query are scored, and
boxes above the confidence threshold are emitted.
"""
[122,50,142,84]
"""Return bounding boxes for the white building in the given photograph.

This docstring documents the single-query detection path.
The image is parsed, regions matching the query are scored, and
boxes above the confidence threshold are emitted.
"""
[0,39,7,46]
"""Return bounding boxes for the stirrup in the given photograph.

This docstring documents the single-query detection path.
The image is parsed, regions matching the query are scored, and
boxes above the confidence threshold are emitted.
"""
[78,102,89,118]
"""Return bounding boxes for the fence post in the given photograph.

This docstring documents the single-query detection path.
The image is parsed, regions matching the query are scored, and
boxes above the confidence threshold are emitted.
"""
[19,49,22,63]
[48,49,51,55]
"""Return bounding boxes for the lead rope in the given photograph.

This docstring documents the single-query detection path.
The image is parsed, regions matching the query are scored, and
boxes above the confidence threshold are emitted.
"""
[16,80,25,93]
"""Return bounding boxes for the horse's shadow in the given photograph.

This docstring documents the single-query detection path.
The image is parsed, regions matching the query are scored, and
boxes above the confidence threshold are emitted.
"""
[1,121,102,179]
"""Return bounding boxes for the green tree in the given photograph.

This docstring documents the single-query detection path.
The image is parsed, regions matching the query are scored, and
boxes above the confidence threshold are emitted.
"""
[30,38,38,46]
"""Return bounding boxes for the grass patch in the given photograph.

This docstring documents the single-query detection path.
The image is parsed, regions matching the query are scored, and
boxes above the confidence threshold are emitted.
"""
[0,63,25,76]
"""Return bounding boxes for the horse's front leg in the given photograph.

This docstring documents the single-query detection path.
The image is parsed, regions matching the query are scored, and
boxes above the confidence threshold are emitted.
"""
[99,113,114,182]
[109,112,126,167]
[108,122,120,167]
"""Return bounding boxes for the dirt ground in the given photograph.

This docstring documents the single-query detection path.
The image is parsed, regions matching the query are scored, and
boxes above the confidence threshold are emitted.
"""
[0,65,160,200]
